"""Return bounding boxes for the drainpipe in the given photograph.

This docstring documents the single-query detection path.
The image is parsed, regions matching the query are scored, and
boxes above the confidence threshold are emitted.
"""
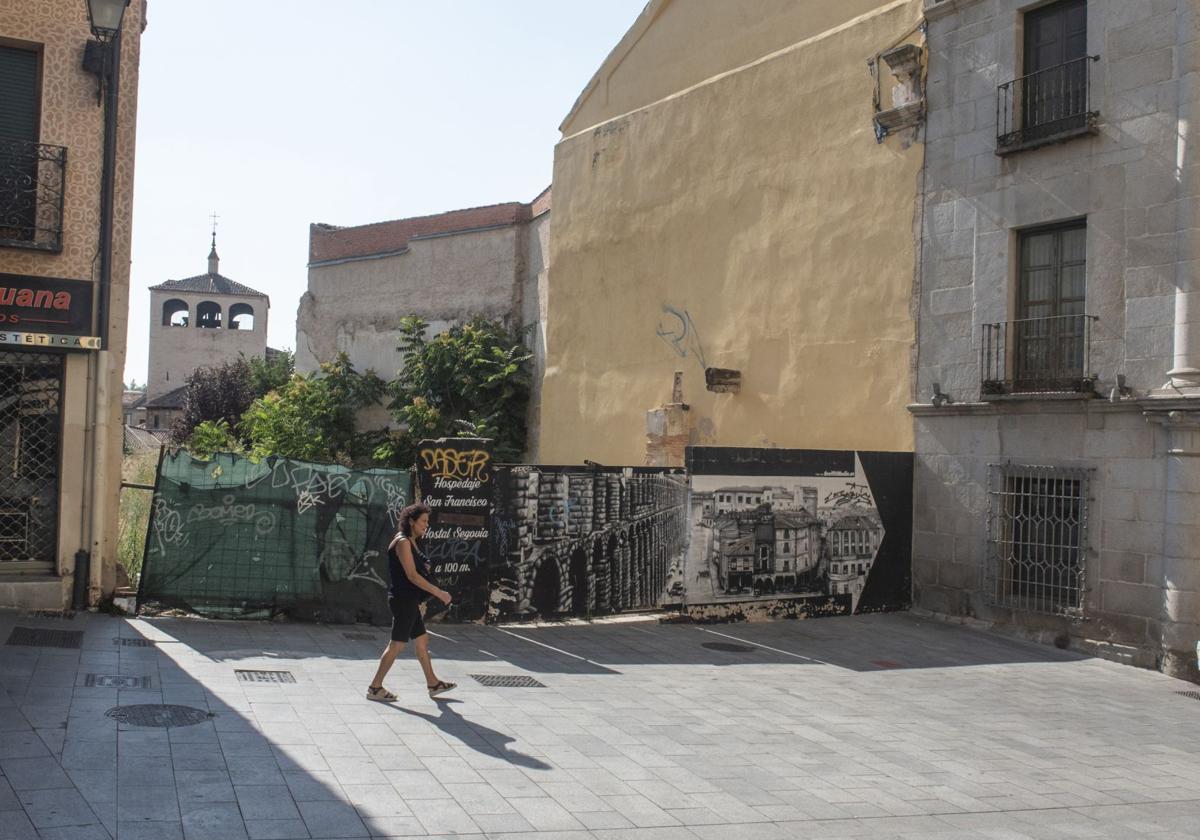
[87,27,122,606]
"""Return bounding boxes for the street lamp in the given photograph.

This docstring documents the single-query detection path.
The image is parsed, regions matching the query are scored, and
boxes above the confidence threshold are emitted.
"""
[85,0,129,41]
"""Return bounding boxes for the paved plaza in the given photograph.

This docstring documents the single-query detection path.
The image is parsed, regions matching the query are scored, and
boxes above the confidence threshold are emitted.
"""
[0,608,1198,839]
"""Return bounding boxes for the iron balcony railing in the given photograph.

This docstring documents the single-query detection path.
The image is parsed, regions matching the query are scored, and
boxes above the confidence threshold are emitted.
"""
[981,314,1098,396]
[996,55,1099,153]
[0,138,67,253]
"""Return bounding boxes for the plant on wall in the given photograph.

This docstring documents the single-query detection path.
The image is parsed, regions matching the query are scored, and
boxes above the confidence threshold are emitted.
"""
[376,315,532,466]
[240,353,387,464]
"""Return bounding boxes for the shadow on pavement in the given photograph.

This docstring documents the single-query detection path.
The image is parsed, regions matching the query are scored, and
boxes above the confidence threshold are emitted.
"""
[387,698,552,771]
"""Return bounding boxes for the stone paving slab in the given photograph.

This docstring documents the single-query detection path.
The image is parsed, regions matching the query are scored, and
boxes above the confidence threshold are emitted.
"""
[0,609,1198,838]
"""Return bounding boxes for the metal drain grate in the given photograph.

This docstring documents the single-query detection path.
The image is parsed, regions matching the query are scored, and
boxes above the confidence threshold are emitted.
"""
[343,632,379,641]
[470,674,545,688]
[105,704,212,728]
[85,674,151,689]
[1176,691,1200,701]
[26,609,76,620]
[113,637,156,647]
[235,670,297,684]
[7,626,83,648]
[701,642,755,653]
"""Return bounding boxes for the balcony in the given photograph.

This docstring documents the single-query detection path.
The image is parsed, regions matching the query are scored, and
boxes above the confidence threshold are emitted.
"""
[0,139,67,253]
[981,314,1098,396]
[996,55,1099,155]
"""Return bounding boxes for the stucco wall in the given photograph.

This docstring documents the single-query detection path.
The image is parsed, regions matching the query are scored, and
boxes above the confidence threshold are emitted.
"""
[296,225,522,378]
[522,211,551,462]
[0,0,145,602]
[562,0,904,134]
[147,290,268,399]
[539,0,925,465]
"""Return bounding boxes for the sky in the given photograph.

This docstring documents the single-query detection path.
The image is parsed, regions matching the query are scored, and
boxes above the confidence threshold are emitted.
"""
[124,0,647,386]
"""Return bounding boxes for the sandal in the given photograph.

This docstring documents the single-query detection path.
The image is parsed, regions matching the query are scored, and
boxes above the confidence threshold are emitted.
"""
[366,685,397,702]
[427,680,456,698]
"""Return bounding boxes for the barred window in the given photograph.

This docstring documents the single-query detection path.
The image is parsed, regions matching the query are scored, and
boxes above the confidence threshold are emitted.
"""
[986,464,1090,615]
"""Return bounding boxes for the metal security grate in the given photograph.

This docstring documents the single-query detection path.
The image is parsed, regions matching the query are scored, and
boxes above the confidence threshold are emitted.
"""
[85,675,151,689]
[113,637,156,647]
[105,704,212,728]
[701,642,755,653]
[470,674,545,688]
[235,670,296,684]
[343,632,379,641]
[6,626,82,648]
[0,353,63,569]
[986,464,1091,616]
[1176,691,1200,701]
[26,609,76,620]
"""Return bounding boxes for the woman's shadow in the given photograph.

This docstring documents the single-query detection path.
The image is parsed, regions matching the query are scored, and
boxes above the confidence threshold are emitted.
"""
[388,699,551,771]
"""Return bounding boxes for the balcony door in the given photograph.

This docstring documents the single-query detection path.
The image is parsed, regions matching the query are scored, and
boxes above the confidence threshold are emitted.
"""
[0,43,41,244]
[1023,0,1088,139]
[1015,223,1086,391]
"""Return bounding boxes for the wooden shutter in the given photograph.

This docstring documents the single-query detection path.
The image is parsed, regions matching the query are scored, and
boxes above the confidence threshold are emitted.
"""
[0,45,40,142]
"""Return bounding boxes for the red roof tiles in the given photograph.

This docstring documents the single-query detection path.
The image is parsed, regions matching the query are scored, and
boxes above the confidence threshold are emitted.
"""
[309,189,552,265]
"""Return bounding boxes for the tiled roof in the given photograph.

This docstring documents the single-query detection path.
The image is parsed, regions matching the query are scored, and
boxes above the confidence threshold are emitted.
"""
[144,385,189,410]
[310,189,552,265]
[150,272,267,298]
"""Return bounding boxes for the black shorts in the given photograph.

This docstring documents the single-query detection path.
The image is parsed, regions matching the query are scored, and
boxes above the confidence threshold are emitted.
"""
[388,596,426,643]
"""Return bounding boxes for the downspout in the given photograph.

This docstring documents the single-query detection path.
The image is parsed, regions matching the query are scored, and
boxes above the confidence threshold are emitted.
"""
[88,27,122,607]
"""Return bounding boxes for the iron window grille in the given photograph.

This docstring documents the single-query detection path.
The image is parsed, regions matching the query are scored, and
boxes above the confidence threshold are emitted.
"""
[0,139,66,252]
[985,463,1091,616]
[997,55,1099,154]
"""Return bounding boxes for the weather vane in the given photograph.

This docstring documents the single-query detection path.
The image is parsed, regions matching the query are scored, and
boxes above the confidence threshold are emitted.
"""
[209,211,219,248]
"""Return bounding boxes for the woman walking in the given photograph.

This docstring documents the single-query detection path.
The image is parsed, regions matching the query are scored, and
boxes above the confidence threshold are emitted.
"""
[367,503,457,701]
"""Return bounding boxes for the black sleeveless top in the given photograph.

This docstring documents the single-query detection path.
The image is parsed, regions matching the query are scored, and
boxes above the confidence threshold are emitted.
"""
[388,536,431,599]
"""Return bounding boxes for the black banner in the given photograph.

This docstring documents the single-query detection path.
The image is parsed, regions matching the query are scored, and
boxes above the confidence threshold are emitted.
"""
[415,438,493,621]
[0,273,99,350]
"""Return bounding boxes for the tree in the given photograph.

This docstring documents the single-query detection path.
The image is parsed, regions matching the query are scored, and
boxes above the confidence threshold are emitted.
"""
[170,359,255,445]
[240,353,387,463]
[247,349,294,396]
[380,315,532,465]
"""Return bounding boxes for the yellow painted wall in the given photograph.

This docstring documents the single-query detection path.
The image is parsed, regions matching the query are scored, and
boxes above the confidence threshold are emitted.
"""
[562,0,902,135]
[539,0,923,465]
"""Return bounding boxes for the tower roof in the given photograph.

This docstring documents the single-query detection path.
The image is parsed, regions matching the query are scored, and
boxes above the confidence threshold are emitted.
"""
[150,272,268,299]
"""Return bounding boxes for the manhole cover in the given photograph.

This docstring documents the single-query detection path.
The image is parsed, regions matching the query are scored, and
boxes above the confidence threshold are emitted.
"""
[113,637,155,647]
[105,704,212,728]
[235,670,297,684]
[1176,691,1200,701]
[470,674,545,688]
[26,609,76,620]
[701,642,755,653]
[7,626,83,649]
[343,632,378,641]
[85,675,151,689]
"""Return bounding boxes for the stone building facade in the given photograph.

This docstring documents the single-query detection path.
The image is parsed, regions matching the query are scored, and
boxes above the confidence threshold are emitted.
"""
[144,242,269,430]
[0,0,145,609]
[489,467,689,619]
[912,0,1200,680]
[296,190,550,451]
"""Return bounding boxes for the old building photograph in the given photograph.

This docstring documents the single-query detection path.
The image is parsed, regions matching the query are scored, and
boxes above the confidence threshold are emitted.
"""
[687,457,885,612]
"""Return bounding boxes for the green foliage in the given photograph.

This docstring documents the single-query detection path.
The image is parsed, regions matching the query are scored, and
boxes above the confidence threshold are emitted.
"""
[247,349,294,397]
[185,419,244,460]
[117,451,158,583]
[241,353,387,464]
[383,315,532,464]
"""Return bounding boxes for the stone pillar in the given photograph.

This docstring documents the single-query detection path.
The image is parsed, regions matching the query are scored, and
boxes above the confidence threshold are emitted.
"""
[1165,17,1200,391]
[1156,411,1200,682]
